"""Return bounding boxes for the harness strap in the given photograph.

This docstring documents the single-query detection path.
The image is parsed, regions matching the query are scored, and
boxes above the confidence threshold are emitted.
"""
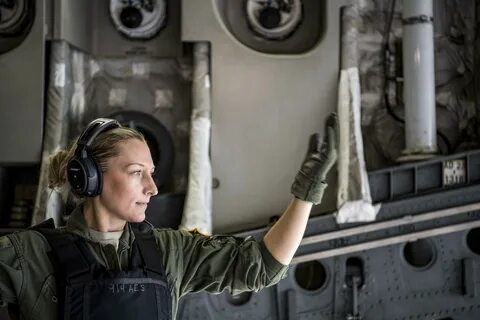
[39,229,93,280]
[132,228,166,278]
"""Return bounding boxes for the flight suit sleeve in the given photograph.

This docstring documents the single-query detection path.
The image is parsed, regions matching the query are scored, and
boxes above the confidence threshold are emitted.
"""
[0,235,23,307]
[154,229,289,298]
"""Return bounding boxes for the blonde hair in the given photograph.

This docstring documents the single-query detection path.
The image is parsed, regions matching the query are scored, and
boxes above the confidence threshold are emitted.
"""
[48,127,145,192]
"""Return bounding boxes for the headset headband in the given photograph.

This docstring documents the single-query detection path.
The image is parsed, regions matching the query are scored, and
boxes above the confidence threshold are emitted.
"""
[75,118,121,159]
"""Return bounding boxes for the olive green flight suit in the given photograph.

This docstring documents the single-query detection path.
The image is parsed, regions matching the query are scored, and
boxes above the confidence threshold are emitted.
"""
[0,204,289,319]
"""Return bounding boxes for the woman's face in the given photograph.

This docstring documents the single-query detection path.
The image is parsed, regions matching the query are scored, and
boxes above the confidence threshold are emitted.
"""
[98,138,158,223]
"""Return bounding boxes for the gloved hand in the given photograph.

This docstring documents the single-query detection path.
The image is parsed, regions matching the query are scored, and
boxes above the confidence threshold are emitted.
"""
[291,113,338,204]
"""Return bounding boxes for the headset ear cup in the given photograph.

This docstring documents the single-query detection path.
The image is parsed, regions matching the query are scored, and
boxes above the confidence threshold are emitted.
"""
[83,157,102,197]
[67,158,88,196]
[91,157,103,197]
[67,157,102,197]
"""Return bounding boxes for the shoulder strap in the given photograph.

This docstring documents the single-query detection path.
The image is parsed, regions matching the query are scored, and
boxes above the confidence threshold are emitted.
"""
[131,227,166,278]
[30,218,56,230]
[33,228,97,281]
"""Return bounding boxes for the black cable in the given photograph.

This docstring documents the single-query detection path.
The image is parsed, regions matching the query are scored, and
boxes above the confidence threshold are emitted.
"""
[383,0,403,123]
[384,0,396,48]
[382,0,452,154]
[437,130,453,154]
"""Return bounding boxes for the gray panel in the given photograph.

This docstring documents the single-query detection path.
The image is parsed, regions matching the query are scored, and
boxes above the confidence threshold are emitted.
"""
[52,0,181,56]
[178,235,480,319]
[0,0,46,164]
[178,287,278,320]
[182,0,350,233]
[179,182,480,319]
[180,288,277,320]
[53,0,93,52]
[368,150,480,203]
[92,0,181,58]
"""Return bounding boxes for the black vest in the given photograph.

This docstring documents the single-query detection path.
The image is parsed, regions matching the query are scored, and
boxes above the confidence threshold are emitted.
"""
[34,219,172,320]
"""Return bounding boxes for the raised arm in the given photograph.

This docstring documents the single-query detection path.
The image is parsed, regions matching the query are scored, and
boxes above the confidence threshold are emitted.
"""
[263,113,338,265]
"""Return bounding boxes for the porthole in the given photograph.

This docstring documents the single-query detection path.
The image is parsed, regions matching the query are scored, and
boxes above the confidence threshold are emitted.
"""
[294,260,327,291]
[403,239,436,269]
[466,227,480,255]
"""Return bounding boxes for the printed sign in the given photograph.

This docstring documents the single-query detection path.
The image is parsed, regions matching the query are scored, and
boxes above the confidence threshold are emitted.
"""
[443,159,466,186]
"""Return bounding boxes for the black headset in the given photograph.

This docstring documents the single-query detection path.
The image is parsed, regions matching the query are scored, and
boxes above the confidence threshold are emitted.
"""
[67,118,121,197]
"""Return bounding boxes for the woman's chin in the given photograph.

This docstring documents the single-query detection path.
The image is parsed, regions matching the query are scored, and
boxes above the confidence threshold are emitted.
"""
[129,212,146,223]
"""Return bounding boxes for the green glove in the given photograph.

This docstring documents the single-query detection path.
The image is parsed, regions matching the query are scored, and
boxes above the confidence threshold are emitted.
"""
[291,113,338,204]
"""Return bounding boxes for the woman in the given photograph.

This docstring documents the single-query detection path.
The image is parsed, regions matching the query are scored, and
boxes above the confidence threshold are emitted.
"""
[0,115,337,320]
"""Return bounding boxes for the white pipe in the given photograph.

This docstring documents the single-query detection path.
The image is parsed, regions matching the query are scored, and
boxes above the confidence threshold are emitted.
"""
[402,0,437,155]
[179,42,213,234]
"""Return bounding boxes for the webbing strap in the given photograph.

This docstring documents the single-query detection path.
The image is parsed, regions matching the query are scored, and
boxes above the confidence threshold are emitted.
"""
[33,228,94,281]
[132,229,166,278]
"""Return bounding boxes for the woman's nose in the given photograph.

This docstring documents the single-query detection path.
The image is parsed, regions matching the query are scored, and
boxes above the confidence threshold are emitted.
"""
[145,174,158,196]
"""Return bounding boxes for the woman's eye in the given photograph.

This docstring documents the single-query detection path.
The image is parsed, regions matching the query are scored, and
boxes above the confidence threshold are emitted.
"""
[132,170,142,176]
